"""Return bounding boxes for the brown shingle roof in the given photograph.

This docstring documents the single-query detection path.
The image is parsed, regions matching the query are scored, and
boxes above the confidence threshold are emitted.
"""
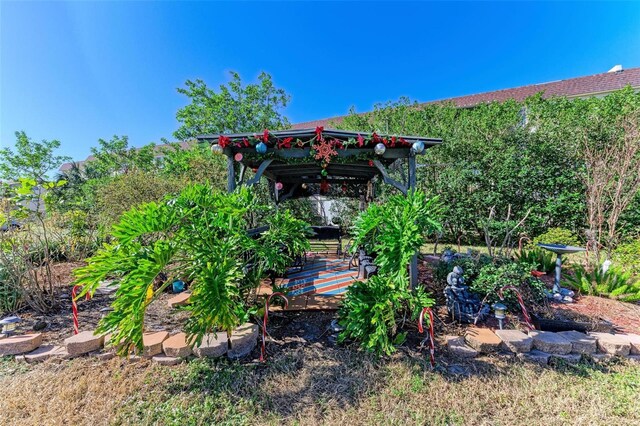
[291,67,640,130]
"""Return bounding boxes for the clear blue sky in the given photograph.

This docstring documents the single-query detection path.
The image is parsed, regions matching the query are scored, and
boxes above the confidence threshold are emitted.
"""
[2,1,640,163]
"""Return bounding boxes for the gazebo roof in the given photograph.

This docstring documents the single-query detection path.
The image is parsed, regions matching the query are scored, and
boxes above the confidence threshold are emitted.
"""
[197,128,442,192]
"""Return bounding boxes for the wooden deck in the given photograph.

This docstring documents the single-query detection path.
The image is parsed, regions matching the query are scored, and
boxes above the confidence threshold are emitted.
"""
[259,254,360,311]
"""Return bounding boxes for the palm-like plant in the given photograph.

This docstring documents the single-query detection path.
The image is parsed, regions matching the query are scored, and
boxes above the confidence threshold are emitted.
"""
[564,264,640,302]
[74,184,310,354]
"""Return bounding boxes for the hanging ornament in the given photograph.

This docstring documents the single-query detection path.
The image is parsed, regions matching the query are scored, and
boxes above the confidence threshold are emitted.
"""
[275,182,283,191]
[321,169,328,177]
[374,143,386,155]
[321,162,328,169]
[256,142,267,154]
[234,153,243,162]
[211,144,224,155]
[301,183,308,189]
[411,140,425,154]
[314,138,338,164]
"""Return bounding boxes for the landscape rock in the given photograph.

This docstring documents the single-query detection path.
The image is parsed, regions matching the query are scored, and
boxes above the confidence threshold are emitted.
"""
[591,353,614,363]
[589,332,631,356]
[495,329,532,353]
[464,327,502,353]
[529,331,572,354]
[194,333,228,358]
[619,333,640,355]
[64,331,104,356]
[167,292,191,308]
[0,333,43,356]
[627,355,640,363]
[517,349,550,366]
[557,330,597,354]
[152,355,182,366]
[93,351,115,361]
[228,323,258,359]
[162,332,192,358]
[22,345,67,363]
[142,331,169,357]
[446,336,478,358]
[550,353,582,364]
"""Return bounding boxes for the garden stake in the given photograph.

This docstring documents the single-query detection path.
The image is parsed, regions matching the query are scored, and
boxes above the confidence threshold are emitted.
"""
[418,307,436,368]
[498,286,534,330]
[71,285,92,335]
[260,292,288,362]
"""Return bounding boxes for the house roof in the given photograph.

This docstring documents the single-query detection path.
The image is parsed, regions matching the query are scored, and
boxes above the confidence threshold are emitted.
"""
[291,66,640,130]
[58,140,195,172]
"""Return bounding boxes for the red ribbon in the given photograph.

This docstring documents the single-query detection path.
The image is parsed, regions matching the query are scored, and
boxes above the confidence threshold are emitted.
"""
[71,285,92,335]
[262,129,270,143]
[498,286,535,330]
[418,307,436,368]
[218,135,231,148]
[357,134,364,147]
[315,126,324,141]
[260,292,288,362]
[278,137,293,149]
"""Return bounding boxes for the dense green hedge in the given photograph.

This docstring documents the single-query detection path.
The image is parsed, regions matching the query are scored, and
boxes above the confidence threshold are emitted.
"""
[337,88,640,246]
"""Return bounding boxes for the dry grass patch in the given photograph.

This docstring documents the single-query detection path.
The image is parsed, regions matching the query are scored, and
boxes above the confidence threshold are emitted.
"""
[1,347,639,426]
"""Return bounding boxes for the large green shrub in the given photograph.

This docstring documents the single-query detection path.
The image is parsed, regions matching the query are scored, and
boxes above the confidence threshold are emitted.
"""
[74,184,310,355]
[470,262,547,310]
[339,191,442,355]
[612,239,640,282]
[531,227,581,248]
[95,170,185,229]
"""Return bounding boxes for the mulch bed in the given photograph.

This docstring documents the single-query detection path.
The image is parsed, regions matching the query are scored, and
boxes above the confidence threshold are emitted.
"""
[8,261,640,351]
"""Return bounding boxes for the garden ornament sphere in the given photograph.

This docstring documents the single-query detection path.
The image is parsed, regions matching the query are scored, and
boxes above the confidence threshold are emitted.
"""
[256,142,267,154]
[411,140,425,154]
[275,182,283,191]
[211,144,224,155]
[374,143,386,156]
[234,153,243,162]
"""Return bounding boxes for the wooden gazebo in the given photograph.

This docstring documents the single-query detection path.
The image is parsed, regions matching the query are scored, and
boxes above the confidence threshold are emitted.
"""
[197,127,442,287]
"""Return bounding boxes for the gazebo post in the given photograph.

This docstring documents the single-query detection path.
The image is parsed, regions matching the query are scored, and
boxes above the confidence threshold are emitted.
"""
[226,153,236,193]
[408,154,418,290]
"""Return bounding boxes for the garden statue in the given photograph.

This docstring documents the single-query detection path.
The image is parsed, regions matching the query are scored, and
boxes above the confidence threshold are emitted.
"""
[441,249,456,264]
[444,266,489,323]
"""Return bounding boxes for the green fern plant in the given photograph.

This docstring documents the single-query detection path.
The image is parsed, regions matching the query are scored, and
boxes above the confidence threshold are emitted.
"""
[564,264,640,302]
[515,247,555,273]
[340,191,442,355]
[73,184,310,355]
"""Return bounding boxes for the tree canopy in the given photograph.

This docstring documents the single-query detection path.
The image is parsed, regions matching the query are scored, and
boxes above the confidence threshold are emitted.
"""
[174,71,291,140]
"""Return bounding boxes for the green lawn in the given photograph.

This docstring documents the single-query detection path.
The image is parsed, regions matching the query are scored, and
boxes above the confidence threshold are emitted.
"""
[2,349,639,425]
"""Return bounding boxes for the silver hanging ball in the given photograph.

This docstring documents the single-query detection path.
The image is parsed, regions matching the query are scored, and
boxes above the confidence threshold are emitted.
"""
[211,144,224,154]
[412,140,425,154]
[374,143,386,156]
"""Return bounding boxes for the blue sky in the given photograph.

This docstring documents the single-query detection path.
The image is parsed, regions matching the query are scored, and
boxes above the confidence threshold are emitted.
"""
[2,1,640,163]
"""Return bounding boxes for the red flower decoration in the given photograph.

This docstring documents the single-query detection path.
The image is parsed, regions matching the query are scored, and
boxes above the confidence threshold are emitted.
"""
[399,137,408,146]
[315,126,324,141]
[218,135,231,148]
[262,129,270,143]
[357,134,364,147]
[372,133,381,143]
[320,180,329,194]
[368,160,374,167]
[390,136,397,147]
[243,138,250,147]
[278,137,293,149]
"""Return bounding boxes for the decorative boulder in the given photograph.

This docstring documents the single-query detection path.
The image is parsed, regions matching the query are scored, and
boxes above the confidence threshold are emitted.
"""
[228,323,258,359]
